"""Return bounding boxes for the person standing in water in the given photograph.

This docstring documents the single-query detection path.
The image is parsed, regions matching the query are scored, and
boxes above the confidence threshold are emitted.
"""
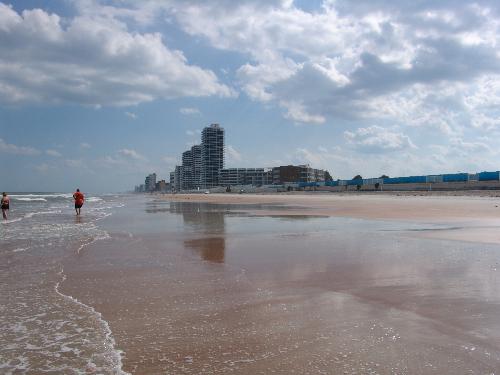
[73,189,85,216]
[1,192,10,220]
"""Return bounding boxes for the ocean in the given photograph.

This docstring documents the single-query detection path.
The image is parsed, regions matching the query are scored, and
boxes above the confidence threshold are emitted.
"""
[0,193,127,374]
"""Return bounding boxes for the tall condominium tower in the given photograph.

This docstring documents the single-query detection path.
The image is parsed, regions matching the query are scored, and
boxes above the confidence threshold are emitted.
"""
[182,149,193,190]
[201,124,225,188]
[145,173,157,192]
[174,165,183,192]
[191,144,202,189]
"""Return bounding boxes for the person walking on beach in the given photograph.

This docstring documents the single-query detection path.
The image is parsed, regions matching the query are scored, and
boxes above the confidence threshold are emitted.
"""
[73,189,85,216]
[1,192,10,220]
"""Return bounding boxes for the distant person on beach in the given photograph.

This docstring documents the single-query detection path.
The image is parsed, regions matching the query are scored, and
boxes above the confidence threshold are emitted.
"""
[1,192,9,220]
[73,189,85,216]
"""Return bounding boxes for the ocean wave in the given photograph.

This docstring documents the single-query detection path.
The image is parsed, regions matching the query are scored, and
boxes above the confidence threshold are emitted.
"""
[11,193,73,199]
[14,197,47,202]
[86,197,103,203]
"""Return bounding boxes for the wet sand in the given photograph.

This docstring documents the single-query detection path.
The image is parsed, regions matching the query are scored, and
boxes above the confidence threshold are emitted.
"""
[60,195,500,374]
[165,193,500,244]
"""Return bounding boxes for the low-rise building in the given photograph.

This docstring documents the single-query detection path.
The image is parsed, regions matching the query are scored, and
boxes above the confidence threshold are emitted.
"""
[272,165,325,184]
[156,180,168,192]
[220,168,272,187]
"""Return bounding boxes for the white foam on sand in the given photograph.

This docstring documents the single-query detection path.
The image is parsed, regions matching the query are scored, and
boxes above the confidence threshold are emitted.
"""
[55,268,130,375]
[12,247,30,253]
[76,231,111,255]
[1,217,23,224]
[24,210,62,219]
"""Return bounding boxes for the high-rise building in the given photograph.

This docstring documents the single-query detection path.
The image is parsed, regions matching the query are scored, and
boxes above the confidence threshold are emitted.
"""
[145,173,157,192]
[191,145,202,189]
[169,172,175,190]
[174,165,183,192]
[182,150,193,190]
[201,124,224,188]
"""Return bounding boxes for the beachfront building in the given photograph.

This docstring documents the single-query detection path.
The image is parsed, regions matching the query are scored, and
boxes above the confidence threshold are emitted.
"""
[220,168,272,187]
[182,150,194,190]
[134,184,145,193]
[155,180,169,192]
[174,166,183,192]
[145,173,157,192]
[169,172,175,189]
[191,144,202,189]
[165,124,331,191]
[272,165,325,184]
[201,124,225,188]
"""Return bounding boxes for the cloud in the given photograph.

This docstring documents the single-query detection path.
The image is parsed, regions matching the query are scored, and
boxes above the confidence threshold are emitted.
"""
[162,156,178,164]
[46,149,62,157]
[150,0,500,127]
[0,138,39,155]
[7,0,500,131]
[64,159,85,168]
[344,126,417,152]
[281,100,325,124]
[180,107,201,115]
[125,111,137,119]
[0,3,235,107]
[118,148,146,160]
[34,163,53,173]
[293,147,335,171]
[80,142,91,149]
[226,145,242,164]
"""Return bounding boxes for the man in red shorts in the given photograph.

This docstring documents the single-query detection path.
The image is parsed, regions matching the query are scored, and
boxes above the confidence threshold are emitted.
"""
[73,188,85,216]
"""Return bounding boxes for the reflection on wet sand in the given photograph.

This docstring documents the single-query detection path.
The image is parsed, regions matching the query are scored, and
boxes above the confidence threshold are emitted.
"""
[59,196,500,374]
[184,237,225,263]
[170,201,226,263]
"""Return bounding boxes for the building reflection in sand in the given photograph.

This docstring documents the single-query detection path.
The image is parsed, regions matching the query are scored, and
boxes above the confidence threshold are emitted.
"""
[169,201,226,263]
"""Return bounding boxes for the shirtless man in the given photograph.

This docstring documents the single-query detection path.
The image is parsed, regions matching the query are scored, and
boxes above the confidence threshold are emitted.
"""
[73,189,85,216]
[1,192,10,220]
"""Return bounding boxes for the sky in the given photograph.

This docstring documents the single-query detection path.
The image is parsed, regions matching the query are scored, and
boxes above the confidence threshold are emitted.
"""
[1,0,500,192]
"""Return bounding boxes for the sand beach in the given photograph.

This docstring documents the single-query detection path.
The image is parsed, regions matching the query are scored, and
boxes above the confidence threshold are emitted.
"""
[3,192,500,374]
[54,192,500,374]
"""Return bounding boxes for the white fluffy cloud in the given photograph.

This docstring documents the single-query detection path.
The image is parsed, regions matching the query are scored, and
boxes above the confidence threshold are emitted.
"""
[5,0,500,184]
[118,148,146,160]
[144,0,500,131]
[0,138,39,155]
[344,126,416,152]
[226,145,242,164]
[46,149,62,157]
[0,2,234,107]
[180,107,201,116]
